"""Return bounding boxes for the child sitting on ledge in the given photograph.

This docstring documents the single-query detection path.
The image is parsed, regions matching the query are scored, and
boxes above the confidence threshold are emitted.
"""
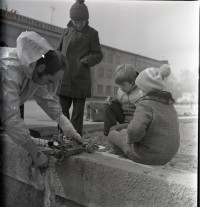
[108,64,180,165]
[103,64,140,136]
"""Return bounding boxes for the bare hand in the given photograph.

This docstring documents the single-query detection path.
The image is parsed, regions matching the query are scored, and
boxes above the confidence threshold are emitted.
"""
[109,123,129,132]
[104,96,117,105]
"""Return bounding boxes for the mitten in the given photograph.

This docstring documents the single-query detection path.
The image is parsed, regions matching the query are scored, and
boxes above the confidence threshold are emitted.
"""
[57,115,83,142]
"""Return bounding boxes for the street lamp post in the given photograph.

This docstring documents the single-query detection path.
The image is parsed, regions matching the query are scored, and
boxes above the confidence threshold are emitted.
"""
[50,6,55,24]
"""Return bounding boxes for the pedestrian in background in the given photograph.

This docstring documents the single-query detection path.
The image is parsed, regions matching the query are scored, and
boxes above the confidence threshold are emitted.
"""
[108,64,180,165]
[104,64,140,136]
[56,0,103,136]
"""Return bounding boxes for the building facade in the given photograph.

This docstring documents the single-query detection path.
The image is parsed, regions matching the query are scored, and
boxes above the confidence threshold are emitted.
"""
[91,45,168,100]
[0,8,168,100]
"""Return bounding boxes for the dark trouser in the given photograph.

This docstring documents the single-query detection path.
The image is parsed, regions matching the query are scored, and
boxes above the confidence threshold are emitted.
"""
[104,101,125,136]
[59,96,86,136]
[20,104,24,119]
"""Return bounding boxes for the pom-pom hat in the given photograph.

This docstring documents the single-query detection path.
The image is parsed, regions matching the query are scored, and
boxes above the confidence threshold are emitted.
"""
[70,0,89,21]
[135,64,171,93]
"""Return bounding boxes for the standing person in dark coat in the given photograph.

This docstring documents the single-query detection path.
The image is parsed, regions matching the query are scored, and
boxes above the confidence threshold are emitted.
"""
[108,64,180,165]
[56,0,103,136]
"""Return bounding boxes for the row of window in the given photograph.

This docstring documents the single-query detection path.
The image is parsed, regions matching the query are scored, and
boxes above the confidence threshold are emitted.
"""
[98,62,160,80]
[101,51,162,71]
[102,52,121,64]
[98,67,113,79]
[97,85,118,96]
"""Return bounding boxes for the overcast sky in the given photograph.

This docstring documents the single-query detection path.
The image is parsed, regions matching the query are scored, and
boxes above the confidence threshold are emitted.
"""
[1,0,199,76]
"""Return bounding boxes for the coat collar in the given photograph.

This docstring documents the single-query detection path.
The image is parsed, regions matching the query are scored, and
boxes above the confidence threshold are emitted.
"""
[67,20,89,32]
[136,91,175,105]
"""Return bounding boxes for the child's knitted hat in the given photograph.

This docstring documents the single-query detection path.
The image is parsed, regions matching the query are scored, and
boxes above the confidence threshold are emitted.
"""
[70,0,89,21]
[135,64,171,93]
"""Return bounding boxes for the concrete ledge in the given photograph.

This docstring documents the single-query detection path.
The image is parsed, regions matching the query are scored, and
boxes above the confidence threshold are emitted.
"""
[178,116,198,123]
[1,134,197,207]
[28,122,104,137]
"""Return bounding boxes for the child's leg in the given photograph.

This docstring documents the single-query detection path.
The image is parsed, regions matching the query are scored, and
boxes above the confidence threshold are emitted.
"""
[58,96,72,133]
[71,98,86,136]
[103,102,125,136]
[108,130,132,156]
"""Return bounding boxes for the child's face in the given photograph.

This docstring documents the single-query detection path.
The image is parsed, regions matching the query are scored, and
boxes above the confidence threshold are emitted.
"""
[72,20,87,31]
[118,82,134,94]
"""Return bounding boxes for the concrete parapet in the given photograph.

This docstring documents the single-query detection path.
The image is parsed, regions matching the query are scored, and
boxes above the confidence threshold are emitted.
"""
[1,134,197,207]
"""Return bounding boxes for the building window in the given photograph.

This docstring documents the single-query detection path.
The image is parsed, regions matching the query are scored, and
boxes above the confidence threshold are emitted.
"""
[98,67,104,78]
[106,86,111,96]
[102,52,105,61]
[114,86,118,96]
[108,54,113,63]
[136,60,141,71]
[107,69,112,79]
[116,55,121,64]
[98,85,103,94]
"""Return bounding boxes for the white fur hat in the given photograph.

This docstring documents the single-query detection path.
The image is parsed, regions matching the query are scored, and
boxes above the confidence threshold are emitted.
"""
[135,64,171,93]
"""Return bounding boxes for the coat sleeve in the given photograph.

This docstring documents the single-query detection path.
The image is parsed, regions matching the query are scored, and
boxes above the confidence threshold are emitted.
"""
[127,101,152,143]
[57,30,64,51]
[33,85,63,121]
[33,87,78,139]
[1,64,32,146]
[80,29,103,67]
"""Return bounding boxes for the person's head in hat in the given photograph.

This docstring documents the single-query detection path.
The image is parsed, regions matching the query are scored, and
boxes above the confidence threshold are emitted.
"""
[135,64,171,96]
[70,0,89,31]
[17,31,67,85]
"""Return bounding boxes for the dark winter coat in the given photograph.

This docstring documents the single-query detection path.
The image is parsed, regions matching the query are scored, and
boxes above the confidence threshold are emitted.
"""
[126,91,180,165]
[56,21,103,98]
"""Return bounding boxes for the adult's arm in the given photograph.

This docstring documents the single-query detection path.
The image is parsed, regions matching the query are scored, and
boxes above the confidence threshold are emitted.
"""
[34,86,82,142]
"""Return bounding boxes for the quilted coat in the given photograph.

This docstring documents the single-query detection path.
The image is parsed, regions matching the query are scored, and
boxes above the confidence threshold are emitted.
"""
[117,85,141,122]
[121,91,180,165]
[56,21,103,98]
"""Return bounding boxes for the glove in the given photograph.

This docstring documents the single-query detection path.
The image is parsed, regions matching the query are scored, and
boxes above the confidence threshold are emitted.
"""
[22,138,49,168]
[57,115,83,143]
[72,132,83,144]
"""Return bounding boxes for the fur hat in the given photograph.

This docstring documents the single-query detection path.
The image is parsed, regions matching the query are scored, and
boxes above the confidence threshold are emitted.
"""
[135,64,171,93]
[70,0,89,21]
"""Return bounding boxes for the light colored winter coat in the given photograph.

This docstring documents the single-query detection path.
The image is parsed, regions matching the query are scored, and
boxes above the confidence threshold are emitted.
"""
[117,85,141,122]
[0,32,65,147]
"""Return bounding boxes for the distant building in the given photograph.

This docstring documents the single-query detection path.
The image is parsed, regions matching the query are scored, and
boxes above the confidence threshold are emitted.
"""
[0,8,168,100]
[91,45,168,100]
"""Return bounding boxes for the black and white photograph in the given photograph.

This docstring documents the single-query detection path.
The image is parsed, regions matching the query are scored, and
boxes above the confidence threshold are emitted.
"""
[0,0,198,206]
